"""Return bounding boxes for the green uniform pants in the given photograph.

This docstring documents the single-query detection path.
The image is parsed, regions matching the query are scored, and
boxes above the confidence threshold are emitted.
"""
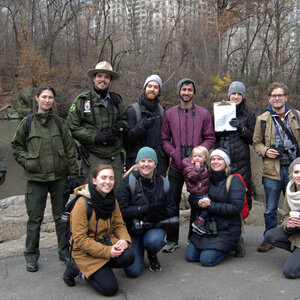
[24,178,69,263]
[80,152,124,191]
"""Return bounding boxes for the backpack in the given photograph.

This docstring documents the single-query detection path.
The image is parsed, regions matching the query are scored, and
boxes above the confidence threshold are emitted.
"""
[130,102,165,122]
[60,195,93,240]
[128,172,169,197]
[25,113,62,150]
[225,173,249,219]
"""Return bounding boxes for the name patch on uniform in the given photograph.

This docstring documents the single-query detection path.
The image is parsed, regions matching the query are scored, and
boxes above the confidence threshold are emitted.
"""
[70,104,76,112]
[84,101,91,112]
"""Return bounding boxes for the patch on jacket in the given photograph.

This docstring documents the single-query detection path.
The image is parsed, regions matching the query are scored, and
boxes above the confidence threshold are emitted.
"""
[70,104,76,112]
[84,101,91,112]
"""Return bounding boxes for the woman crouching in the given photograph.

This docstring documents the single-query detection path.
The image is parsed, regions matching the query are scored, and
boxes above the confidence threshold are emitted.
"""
[117,147,176,277]
[186,148,245,266]
[63,164,134,296]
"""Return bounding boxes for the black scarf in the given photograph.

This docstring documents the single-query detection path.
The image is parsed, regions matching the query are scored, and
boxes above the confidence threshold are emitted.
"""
[138,93,159,113]
[88,183,115,220]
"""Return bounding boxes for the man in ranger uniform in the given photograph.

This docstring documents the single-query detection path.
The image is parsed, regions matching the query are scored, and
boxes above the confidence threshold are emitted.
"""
[67,61,128,189]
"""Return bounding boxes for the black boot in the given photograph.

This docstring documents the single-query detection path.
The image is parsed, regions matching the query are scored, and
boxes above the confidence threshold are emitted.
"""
[63,258,80,287]
[234,236,246,258]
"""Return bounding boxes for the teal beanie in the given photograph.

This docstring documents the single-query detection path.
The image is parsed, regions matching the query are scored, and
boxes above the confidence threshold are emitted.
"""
[135,147,158,164]
[177,78,196,96]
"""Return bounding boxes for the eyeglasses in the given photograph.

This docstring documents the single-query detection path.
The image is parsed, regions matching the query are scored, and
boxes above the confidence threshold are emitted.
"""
[270,94,286,99]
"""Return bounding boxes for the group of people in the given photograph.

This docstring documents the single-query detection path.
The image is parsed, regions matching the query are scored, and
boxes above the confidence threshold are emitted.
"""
[8,60,300,296]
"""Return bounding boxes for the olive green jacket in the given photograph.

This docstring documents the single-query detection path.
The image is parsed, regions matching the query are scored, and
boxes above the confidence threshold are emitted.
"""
[11,112,78,182]
[0,148,6,172]
[67,90,128,158]
[253,110,300,180]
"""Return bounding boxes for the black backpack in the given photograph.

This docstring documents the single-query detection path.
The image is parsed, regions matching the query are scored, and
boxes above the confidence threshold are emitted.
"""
[60,195,93,240]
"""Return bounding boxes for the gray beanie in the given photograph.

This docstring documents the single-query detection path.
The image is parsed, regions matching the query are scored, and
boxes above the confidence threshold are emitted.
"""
[228,81,246,99]
[289,157,300,176]
[143,74,162,91]
[135,147,158,165]
[177,78,196,96]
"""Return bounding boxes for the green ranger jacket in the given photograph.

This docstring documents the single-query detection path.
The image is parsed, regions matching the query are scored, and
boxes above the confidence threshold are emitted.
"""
[67,90,128,158]
[11,111,78,182]
[0,148,6,172]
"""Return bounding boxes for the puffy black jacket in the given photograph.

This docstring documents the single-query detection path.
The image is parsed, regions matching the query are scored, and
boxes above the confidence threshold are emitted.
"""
[215,100,256,208]
[190,170,245,253]
[125,93,169,176]
[117,170,175,231]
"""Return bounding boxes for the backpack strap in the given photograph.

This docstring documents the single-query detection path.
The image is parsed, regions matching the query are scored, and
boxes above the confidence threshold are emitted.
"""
[25,114,34,151]
[131,102,142,122]
[260,119,266,146]
[158,104,165,120]
[161,176,169,194]
[291,109,300,124]
[82,196,93,221]
[128,172,136,197]
[52,114,63,136]
[225,174,235,193]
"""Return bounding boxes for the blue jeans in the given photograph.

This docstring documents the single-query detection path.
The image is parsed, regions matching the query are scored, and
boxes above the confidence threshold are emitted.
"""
[124,228,166,278]
[263,166,289,236]
[185,241,227,266]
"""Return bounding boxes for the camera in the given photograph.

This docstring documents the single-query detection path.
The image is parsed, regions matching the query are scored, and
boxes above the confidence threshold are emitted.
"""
[181,145,193,159]
[131,217,180,235]
[270,144,283,158]
[95,234,112,246]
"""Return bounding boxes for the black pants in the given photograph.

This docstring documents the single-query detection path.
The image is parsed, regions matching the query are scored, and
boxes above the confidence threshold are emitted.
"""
[265,227,300,279]
[166,168,184,243]
[87,248,135,296]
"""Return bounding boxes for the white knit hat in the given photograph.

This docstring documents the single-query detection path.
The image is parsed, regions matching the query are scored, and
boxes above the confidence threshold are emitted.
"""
[210,148,231,166]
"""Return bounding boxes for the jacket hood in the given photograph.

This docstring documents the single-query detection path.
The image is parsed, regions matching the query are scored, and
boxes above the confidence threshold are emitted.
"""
[266,104,290,116]
[74,184,91,198]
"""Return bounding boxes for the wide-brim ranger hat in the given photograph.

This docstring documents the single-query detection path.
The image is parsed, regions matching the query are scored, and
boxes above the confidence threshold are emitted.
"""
[87,61,120,80]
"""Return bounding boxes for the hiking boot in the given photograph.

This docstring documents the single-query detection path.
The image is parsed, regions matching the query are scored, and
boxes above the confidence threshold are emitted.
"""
[63,258,80,287]
[192,217,207,235]
[234,236,246,258]
[257,241,274,252]
[162,241,179,253]
[148,254,162,272]
[26,261,38,272]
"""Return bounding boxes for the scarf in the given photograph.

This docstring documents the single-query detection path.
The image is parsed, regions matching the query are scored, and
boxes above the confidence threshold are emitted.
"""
[138,93,159,113]
[286,180,300,212]
[88,182,115,220]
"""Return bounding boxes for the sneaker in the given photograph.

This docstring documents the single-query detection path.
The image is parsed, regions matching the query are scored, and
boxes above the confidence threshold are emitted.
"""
[257,241,274,253]
[234,236,246,258]
[162,241,179,253]
[148,254,162,272]
[192,217,207,235]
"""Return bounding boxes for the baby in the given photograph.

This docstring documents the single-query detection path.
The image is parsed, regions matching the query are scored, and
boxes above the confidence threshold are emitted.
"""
[182,146,210,235]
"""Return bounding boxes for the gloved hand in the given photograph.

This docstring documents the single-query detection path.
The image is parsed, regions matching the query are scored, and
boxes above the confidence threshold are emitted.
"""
[229,118,243,131]
[0,171,6,185]
[136,204,149,218]
[116,120,126,132]
[141,116,156,129]
[95,131,116,146]
[64,178,80,195]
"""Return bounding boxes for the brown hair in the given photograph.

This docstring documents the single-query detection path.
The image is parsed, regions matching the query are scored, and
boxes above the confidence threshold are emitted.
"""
[267,82,288,96]
[36,84,56,97]
[92,164,114,179]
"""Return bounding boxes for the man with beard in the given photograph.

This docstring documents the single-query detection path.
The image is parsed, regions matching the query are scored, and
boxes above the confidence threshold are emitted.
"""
[67,61,127,190]
[161,78,215,253]
[125,74,169,176]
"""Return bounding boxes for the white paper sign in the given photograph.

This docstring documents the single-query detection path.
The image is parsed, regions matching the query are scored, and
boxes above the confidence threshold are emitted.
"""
[213,102,237,132]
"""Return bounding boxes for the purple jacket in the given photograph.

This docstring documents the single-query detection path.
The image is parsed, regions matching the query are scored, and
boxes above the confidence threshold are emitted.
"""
[182,158,210,195]
[161,104,215,172]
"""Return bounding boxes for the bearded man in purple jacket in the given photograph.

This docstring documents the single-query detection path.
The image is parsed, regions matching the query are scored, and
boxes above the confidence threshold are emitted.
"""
[161,78,215,253]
